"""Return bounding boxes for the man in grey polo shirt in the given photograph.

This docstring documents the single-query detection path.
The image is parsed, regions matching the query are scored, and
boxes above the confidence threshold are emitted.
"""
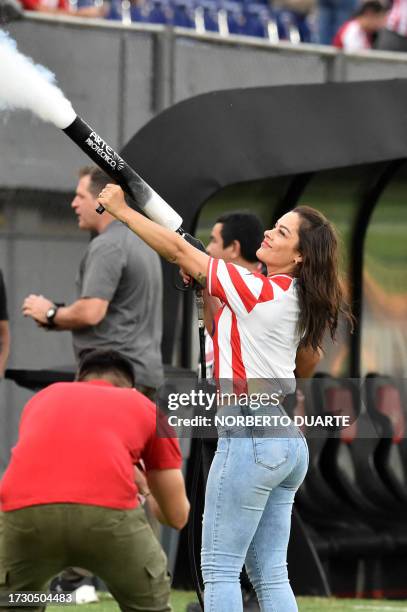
[22,166,164,395]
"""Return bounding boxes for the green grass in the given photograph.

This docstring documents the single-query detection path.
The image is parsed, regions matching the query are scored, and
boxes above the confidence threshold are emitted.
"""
[47,591,407,612]
[297,598,407,611]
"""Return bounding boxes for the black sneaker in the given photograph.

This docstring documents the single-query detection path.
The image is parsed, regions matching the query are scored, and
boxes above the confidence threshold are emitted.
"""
[49,576,99,604]
[243,588,260,611]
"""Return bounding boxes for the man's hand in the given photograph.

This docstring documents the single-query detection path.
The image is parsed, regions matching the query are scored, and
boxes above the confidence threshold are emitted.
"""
[179,267,192,287]
[22,294,54,325]
[134,463,150,497]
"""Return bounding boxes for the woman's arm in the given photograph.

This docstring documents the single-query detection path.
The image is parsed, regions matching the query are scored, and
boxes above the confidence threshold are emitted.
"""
[295,346,321,378]
[98,185,210,287]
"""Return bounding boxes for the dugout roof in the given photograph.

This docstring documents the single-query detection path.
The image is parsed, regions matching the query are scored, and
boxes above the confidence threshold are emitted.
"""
[121,79,407,369]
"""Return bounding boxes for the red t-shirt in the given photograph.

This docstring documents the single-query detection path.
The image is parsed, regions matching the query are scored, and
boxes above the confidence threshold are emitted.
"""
[0,380,182,511]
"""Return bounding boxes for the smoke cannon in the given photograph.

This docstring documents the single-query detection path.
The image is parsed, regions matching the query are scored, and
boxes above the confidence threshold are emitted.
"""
[63,116,183,230]
[63,116,205,255]
[0,32,205,251]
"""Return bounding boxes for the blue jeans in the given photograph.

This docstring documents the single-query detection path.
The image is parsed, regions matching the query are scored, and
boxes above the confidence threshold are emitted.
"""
[201,430,309,612]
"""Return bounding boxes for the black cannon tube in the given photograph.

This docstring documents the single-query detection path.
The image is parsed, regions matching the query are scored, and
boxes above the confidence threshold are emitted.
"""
[63,115,183,231]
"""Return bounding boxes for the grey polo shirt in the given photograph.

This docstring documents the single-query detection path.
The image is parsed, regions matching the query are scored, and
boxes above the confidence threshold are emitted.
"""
[72,221,164,388]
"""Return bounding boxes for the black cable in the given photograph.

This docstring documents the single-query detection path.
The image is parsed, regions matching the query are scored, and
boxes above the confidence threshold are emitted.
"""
[187,292,207,610]
[188,440,204,610]
[199,324,206,382]
[170,234,207,608]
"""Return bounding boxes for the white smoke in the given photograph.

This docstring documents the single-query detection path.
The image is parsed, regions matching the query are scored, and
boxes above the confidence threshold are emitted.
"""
[0,30,76,129]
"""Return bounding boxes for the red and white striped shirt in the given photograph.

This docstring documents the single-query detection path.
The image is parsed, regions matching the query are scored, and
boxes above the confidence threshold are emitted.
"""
[207,258,300,390]
[333,19,371,51]
[387,0,407,37]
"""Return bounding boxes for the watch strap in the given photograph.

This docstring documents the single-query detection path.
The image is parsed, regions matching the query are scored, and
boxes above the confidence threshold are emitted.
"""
[46,305,59,327]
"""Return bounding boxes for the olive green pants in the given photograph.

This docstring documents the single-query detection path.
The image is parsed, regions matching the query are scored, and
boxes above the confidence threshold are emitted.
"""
[0,505,172,612]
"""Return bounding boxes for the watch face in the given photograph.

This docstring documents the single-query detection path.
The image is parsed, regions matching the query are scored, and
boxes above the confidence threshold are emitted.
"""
[47,307,57,320]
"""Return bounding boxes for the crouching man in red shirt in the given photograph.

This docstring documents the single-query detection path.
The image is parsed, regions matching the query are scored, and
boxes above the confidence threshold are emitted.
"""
[0,350,189,612]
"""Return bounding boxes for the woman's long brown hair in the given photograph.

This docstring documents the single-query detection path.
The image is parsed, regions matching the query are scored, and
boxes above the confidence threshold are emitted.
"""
[293,205,353,351]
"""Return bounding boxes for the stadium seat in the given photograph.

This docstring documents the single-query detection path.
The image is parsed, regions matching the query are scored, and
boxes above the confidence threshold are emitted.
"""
[242,3,268,38]
[147,0,171,24]
[365,374,407,506]
[104,0,122,20]
[105,0,170,24]
[218,1,245,35]
[295,11,312,43]
[171,0,195,28]
[364,374,407,597]
[275,9,301,43]
[194,0,219,32]
[312,375,405,519]
[76,0,98,7]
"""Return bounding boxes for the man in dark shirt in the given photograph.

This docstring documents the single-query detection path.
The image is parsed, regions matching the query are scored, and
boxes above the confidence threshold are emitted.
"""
[0,271,10,378]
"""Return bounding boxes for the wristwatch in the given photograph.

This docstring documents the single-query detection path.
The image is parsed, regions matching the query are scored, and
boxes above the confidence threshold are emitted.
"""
[46,305,59,327]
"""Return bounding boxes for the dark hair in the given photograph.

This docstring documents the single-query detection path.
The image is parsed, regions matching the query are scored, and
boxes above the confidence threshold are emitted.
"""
[355,1,386,17]
[76,349,135,387]
[293,206,354,351]
[79,166,111,198]
[216,212,264,263]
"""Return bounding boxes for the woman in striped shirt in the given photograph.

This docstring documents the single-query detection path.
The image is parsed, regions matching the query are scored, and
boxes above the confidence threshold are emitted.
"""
[97,187,350,612]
